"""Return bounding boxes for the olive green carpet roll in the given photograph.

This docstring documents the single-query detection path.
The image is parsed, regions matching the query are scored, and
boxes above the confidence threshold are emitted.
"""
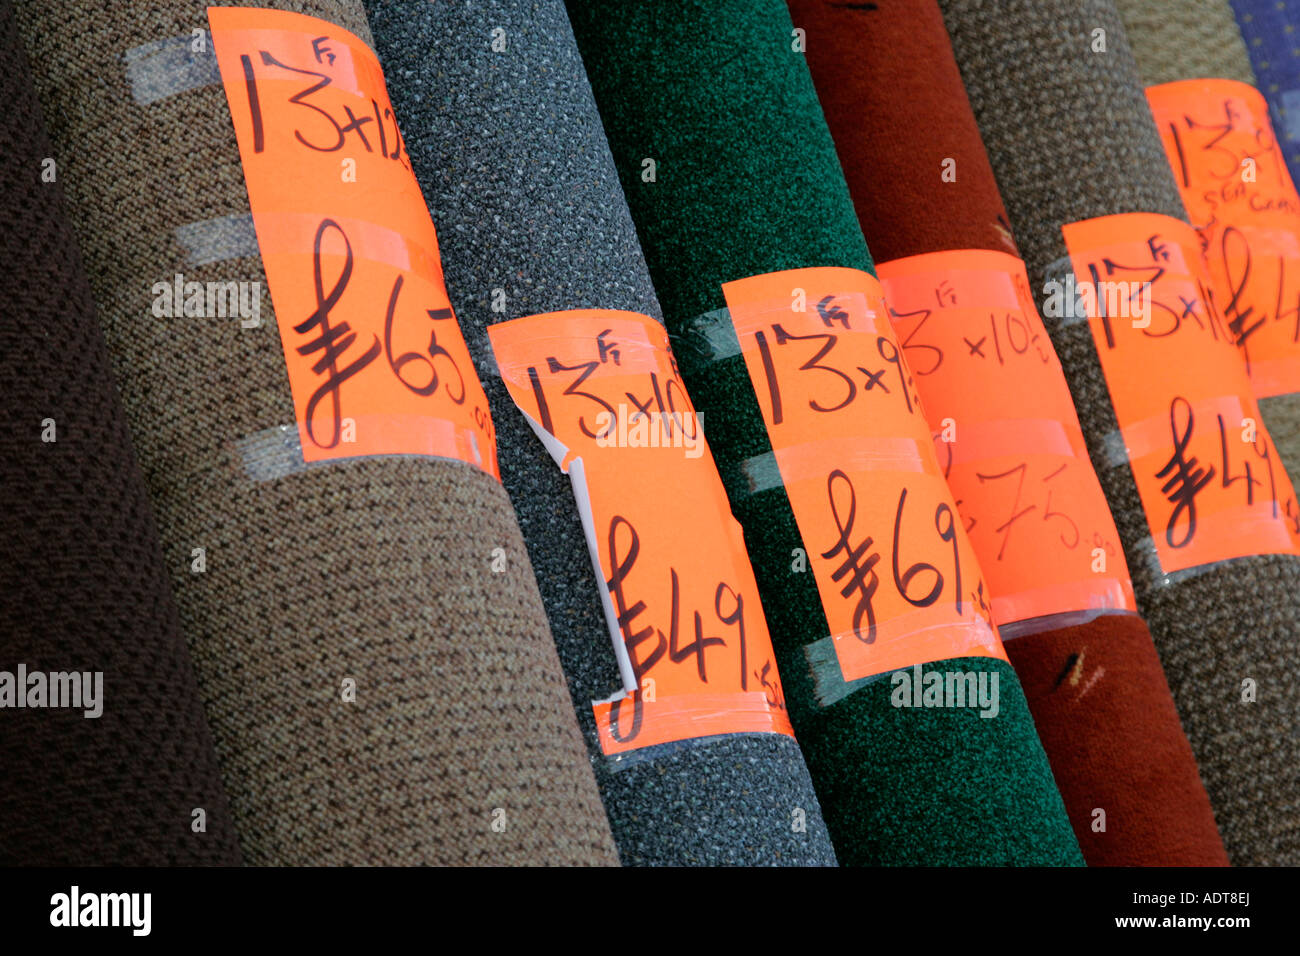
[1117,0,1256,87]
[16,0,617,865]
[940,0,1300,865]
[567,0,1082,865]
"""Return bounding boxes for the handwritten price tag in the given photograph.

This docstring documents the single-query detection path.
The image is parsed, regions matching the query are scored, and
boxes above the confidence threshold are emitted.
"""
[209,7,496,476]
[877,250,1136,628]
[723,268,1005,683]
[1063,213,1300,574]
[488,310,794,755]
[1149,79,1300,399]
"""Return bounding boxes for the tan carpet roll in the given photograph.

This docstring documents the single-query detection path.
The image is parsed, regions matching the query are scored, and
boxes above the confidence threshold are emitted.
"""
[15,0,617,865]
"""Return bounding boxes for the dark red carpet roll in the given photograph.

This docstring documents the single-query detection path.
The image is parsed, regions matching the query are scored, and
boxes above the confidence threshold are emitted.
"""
[1004,615,1229,865]
[789,0,1226,865]
[789,0,1016,262]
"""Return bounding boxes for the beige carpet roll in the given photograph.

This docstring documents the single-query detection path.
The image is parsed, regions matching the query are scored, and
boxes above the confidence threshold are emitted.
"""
[15,0,617,865]
[1116,0,1256,85]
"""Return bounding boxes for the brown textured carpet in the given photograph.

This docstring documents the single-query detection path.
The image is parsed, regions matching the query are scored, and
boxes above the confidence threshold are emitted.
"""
[940,0,1300,865]
[791,0,1226,866]
[15,0,617,865]
[0,0,239,866]
[1118,0,1300,498]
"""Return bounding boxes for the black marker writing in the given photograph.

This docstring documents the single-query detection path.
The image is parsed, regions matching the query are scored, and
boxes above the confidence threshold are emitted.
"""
[821,469,881,643]
[295,218,380,449]
[1154,396,1214,547]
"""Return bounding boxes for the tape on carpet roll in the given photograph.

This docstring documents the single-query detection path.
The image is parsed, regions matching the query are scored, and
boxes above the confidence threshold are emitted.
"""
[568,0,1082,866]
[16,0,617,866]
[940,0,1300,865]
[1120,0,1300,509]
[362,0,836,866]
[1115,0,1256,86]
[789,0,1226,866]
[0,0,239,866]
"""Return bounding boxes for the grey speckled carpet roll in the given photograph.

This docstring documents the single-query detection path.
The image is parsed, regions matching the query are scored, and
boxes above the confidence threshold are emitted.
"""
[940,0,1300,865]
[16,0,617,865]
[363,0,836,866]
[1117,0,1300,500]
[0,0,238,866]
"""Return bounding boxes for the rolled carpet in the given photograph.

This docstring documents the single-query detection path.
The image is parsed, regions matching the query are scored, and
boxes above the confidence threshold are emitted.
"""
[1226,3,1300,476]
[789,0,1227,866]
[1115,0,1256,86]
[1230,1,1300,185]
[568,0,1082,865]
[1117,0,1300,497]
[15,0,617,865]
[362,0,837,866]
[0,0,239,866]
[940,0,1300,865]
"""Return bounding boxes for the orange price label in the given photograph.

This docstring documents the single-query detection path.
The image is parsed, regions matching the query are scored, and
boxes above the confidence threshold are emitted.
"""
[722,268,1006,684]
[209,7,497,476]
[877,250,1135,628]
[1063,212,1300,574]
[1149,79,1300,398]
[487,310,794,755]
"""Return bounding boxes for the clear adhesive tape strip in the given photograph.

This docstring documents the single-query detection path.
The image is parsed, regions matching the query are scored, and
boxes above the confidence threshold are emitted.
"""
[1039,255,1093,330]
[938,417,1085,465]
[176,214,260,265]
[672,306,741,368]
[233,421,488,482]
[805,615,1004,709]
[722,436,929,499]
[125,27,377,105]
[124,34,221,105]
[996,607,1139,642]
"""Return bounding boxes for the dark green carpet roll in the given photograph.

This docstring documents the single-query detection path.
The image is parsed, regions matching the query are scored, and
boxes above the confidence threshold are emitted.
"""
[941,0,1300,865]
[567,0,1082,866]
[363,0,837,867]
